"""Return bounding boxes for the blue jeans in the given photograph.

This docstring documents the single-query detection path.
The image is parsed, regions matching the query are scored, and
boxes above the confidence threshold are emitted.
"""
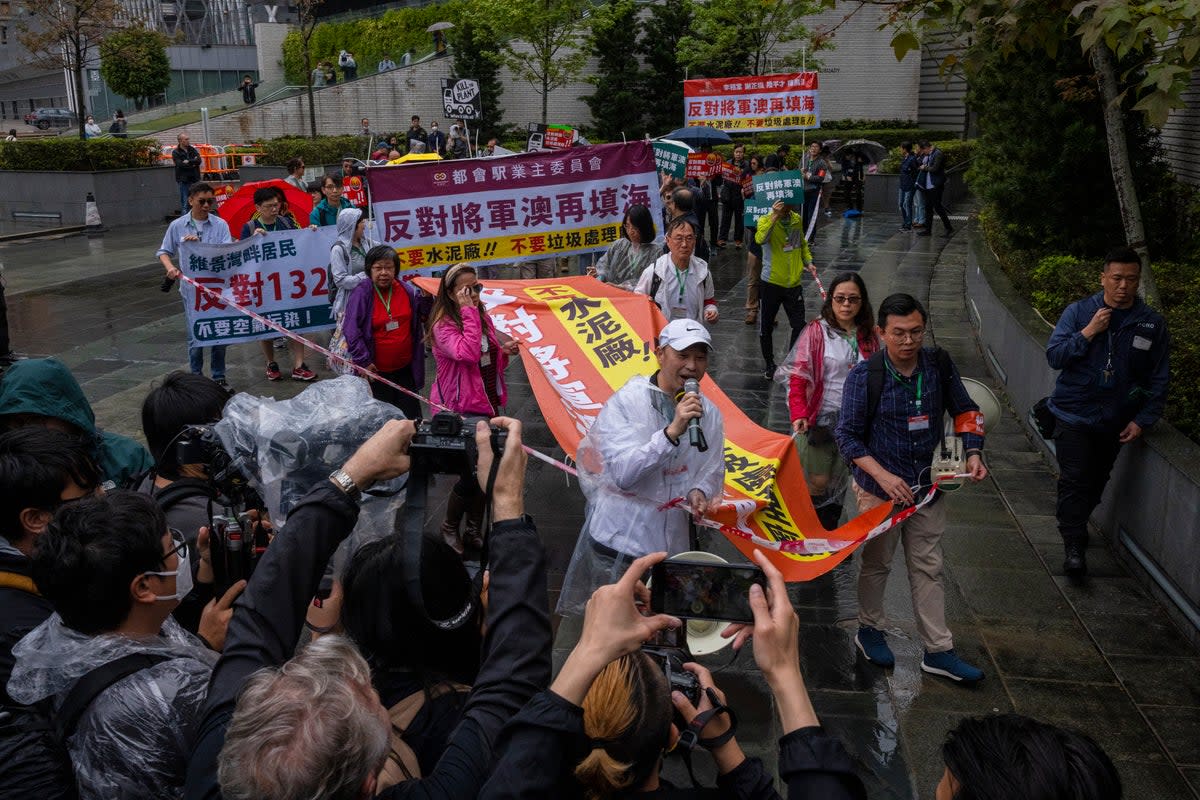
[898,187,915,228]
[189,345,227,380]
[913,188,927,225]
[178,182,191,214]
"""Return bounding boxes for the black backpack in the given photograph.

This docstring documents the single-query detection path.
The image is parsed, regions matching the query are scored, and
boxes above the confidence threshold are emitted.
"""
[0,645,169,799]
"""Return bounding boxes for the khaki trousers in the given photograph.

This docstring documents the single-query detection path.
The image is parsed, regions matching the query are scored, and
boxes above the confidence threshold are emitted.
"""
[854,482,953,652]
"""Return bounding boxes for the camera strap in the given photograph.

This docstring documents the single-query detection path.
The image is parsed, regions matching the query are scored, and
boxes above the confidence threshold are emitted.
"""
[675,687,739,788]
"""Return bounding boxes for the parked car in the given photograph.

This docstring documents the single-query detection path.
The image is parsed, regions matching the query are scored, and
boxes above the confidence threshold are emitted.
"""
[23,108,76,130]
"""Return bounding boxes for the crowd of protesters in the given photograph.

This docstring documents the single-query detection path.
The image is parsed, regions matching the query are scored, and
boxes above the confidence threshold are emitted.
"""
[0,116,1168,799]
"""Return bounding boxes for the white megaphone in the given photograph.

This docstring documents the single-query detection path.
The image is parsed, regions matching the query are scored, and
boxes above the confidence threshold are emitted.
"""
[931,377,1002,489]
[662,550,735,656]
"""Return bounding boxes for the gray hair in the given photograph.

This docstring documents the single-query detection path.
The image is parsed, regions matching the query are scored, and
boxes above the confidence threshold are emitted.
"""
[218,635,390,800]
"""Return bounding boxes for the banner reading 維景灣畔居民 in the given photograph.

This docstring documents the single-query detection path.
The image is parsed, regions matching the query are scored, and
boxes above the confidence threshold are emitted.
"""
[180,226,338,347]
[368,141,663,275]
[683,72,819,132]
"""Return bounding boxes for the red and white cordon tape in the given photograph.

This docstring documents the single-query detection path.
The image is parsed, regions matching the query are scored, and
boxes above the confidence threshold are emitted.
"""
[178,274,577,476]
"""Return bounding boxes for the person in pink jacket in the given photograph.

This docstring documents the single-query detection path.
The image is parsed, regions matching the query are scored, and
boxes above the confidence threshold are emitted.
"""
[782,272,880,531]
[429,263,519,552]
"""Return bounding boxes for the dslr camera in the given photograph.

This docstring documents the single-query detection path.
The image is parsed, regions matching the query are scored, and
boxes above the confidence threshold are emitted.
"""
[409,411,508,476]
[641,642,701,707]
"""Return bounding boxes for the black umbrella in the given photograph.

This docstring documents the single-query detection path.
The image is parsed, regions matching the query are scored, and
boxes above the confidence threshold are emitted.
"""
[662,125,733,147]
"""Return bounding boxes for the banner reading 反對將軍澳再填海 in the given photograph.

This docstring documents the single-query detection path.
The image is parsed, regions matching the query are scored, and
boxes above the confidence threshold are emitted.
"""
[180,226,338,347]
[412,275,892,581]
[369,141,663,274]
[684,72,819,132]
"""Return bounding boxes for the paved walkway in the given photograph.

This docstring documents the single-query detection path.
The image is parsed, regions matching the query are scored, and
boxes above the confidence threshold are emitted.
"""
[3,210,1197,798]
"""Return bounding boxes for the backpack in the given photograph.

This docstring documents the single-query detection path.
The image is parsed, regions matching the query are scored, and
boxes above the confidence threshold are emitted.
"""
[374,683,469,792]
[0,595,170,800]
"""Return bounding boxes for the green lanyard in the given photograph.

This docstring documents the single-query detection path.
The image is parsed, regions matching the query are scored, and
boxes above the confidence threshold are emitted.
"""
[673,265,687,305]
[373,284,394,319]
[885,359,923,413]
[841,331,859,365]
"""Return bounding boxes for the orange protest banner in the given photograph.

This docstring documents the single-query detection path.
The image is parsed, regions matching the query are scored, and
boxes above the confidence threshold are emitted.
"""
[413,275,890,580]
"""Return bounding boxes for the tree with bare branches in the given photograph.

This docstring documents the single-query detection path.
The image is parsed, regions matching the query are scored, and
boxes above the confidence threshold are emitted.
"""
[16,0,126,140]
[296,0,324,138]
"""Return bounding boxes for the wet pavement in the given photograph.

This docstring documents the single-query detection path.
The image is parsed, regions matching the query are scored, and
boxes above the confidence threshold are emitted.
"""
[4,209,1198,798]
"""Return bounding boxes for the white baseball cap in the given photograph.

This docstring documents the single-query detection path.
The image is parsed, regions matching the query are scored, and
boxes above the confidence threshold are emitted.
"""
[658,318,712,351]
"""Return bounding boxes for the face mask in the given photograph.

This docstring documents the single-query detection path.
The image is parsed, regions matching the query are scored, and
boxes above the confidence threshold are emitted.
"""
[144,545,193,602]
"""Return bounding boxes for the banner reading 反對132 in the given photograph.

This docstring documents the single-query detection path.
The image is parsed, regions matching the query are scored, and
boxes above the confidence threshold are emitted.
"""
[684,72,819,132]
[368,141,663,275]
[180,227,338,347]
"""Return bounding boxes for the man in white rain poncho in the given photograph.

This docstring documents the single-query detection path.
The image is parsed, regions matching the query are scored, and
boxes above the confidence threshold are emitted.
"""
[558,318,725,614]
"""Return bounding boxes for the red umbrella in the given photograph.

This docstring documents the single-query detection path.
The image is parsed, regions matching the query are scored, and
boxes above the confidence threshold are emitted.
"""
[220,179,315,240]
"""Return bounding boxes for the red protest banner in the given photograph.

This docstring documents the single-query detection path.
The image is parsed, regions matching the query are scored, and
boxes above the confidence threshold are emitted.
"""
[412,275,891,580]
[684,71,819,132]
[543,125,575,150]
[685,152,721,179]
[343,175,367,207]
[368,141,663,274]
[720,162,742,182]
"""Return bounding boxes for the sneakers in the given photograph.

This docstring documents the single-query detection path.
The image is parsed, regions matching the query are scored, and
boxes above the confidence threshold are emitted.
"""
[922,649,984,683]
[762,364,777,380]
[266,361,282,381]
[214,378,232,392]
[291,363,317,381]
[1063,542,1087,577]
[855,626,895,667]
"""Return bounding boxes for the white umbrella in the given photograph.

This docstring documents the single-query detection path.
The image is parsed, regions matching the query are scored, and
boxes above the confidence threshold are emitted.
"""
[426,21,455,32]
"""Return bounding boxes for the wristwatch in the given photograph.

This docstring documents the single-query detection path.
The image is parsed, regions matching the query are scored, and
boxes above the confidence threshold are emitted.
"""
[328,468,362,502]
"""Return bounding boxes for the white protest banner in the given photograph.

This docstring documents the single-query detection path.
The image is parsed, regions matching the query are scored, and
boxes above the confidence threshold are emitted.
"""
[683,72,819,132]
[180,227,338,347]
[367,141,663,275]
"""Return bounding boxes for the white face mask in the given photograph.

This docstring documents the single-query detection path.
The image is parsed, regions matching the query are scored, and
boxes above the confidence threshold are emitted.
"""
[144,533,193,602]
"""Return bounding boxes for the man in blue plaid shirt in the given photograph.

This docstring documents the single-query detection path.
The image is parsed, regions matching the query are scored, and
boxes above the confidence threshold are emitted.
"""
[835,293,988,684]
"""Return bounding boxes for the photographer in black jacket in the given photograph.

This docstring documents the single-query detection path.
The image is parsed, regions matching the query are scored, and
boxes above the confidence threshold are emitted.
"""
[185,416,551,799]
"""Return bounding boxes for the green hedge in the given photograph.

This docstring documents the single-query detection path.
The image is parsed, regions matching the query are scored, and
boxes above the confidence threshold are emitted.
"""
[0,138,161,171]
[235,135,376,167]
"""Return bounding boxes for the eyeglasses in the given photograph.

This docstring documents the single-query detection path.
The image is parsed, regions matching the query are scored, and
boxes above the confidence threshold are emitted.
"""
[669,235,696,244]
[195,197,215,206]
[887,328,925,343]
[162,528,188,565]
[832,295,862,305]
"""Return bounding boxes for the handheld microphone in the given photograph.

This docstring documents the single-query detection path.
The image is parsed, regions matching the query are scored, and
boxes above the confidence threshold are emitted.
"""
[676,378,708,452]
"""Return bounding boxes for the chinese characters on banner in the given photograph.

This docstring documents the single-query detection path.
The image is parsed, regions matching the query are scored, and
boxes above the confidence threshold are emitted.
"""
[752,170,805,205]
[343,175,367,207]
[743,198,775,228]
[683,72,819,132]
[411,275,891,581]
[685,152,722,179]
[368,141,664,274]
[179,227,338,347]
[653,140,690,178]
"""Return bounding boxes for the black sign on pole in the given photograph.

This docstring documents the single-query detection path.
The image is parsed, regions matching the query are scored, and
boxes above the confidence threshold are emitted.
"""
[441,78,482,121]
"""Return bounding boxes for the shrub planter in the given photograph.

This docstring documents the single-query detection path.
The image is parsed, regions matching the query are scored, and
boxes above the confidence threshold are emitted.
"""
[0,166,179,227]
[863,171,967,214]
[966,229,1200,648]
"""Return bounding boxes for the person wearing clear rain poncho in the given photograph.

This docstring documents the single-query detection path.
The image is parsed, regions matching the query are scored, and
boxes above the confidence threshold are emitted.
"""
[558,319,725,615]
[7,491,219,799]
[780,272,880,532]
[586,204,660,289]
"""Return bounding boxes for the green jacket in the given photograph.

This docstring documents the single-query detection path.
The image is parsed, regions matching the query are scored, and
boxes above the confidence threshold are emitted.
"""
[0,358,153,486]
[754,211,812,288]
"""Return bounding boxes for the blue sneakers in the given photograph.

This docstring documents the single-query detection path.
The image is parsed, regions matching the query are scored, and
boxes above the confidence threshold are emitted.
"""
[855,626,895,667]
[922,649,985,683]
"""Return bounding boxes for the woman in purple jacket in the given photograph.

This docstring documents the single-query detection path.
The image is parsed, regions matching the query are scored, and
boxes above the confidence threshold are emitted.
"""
[429,263,519,553]
[342,245,429,421]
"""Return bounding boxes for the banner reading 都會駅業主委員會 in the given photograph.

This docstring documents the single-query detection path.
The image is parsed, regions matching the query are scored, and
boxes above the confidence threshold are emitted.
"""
[683,72,819,132]
[367,141,663,274]
[180,226,338,347]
